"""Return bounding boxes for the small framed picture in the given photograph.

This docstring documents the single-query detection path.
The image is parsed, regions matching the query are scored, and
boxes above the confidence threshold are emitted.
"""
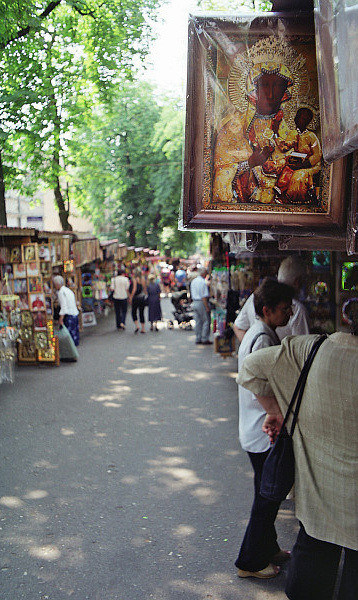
[45,296,53,316]
[9,246,21,263]
[34,331,49,350]
[43,280,52,294]
[82,311,97,327]
[22,243,38,263]
[38,244,50,261]
[13,263,27,279]
[21,310,33,327]
[33,311,47,330]
[27,262,40,277]
[20,326,34,341]
[18,294,29,310]
[13,279,27,294]
[28,276,43,293]
[29,293,46,311]
[18,342,37,362]
[0,278,13,295]
[40,262,51,276]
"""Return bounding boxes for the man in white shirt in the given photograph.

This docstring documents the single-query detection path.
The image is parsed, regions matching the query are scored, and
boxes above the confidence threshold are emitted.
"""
[110,268,130,330]
[233,256,309,343]
[53,275,80,346]
[190,267,212,345]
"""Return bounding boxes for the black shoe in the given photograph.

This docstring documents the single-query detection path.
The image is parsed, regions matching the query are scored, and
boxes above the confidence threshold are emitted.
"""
[195,341,202,344]
[201,341,213,345]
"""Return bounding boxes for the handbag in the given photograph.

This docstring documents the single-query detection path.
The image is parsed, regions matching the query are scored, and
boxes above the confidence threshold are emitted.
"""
[260,334,327,502]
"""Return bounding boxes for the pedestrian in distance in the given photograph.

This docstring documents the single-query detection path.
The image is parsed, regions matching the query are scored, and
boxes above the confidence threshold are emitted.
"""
[110,267,130,330]
[190,266,212,345]
[147,273,162,331]
[235,277,295,580]
[237,297,358,598]
[128,267,147,334]
[53,275,80,346]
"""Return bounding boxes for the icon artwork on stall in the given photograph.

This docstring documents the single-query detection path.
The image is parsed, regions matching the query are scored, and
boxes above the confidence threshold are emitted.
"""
[39,244,50,261]
[18,342,36,362]
[33,311,47,330]
[13,263,27,278]
[45,296,53,316]
[22,243,38,263]
[13,279,27,294]
[182,15,346,231]
[34,331,49,350]
[40,262,51,276]
[28,276,43,293]
[21,310,33,327]
[18,294,29,309]
[29,293,46,311]
[27,262,40,277]
[9,247,21,263]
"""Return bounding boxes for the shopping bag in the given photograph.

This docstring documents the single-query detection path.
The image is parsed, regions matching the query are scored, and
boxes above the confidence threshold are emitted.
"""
[57,325,79,362]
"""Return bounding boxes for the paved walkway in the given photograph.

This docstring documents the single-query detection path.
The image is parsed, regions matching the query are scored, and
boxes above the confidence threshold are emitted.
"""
[0,298,297,599]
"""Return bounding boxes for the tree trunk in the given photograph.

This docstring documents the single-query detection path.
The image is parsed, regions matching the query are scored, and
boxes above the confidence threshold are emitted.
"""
[128,225,136,246]
[0,151,7,226]
[54,175,72,231]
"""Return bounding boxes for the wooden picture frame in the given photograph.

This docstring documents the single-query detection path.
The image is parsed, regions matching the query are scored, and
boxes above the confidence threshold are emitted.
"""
[181,13,346,234]
[18,342,37,363]
[29,293,46,311]
[26,262,40,277]
[40,261,52,276]
[9,246,21,263]
[13,263,27,279]
[22,243,38,263]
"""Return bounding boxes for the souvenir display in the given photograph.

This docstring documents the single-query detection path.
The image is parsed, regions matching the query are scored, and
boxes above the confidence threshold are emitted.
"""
[40,262,51,276]
[18,342,36,363]
[13,280,27,294]
[33,311,47,330]
[27,262,40,277]
[29,293,46,311]
[21,310,33,327]
[9,247,21,263]
[13,263,27,278]
[34,331,49,350]
[45,296,53,316]
[182,13,345,232]
[18,295,29,309]
[28,276,43,293]
[38,244,50,261]
[342,262,358,292]
[22,243,38,263]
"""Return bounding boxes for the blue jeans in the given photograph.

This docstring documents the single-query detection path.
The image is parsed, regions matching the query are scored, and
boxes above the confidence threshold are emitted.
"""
[192,300,210,342]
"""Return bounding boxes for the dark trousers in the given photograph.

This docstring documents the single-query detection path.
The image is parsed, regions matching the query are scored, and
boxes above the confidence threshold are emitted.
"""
[235,449,280,572]
[113,298,127,328]
[286,524,358,600]
[131,298,145,324]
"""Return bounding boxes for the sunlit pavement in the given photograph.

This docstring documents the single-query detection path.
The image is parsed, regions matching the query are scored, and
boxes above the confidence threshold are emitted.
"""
[0,298,297,600]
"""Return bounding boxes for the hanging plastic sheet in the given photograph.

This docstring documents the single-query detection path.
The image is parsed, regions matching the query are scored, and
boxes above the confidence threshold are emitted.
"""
[314,0,358,163]
[180,12,346,236]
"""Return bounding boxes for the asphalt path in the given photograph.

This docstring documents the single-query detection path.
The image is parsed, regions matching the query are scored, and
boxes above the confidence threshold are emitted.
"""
[0,297,297,600]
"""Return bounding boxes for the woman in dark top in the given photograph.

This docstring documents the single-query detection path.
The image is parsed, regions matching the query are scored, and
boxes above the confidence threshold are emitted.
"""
[128,267,147,333]
[147,274,162,331]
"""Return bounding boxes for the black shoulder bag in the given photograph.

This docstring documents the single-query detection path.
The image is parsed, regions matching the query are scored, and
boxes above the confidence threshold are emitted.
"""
[260,334,327,503]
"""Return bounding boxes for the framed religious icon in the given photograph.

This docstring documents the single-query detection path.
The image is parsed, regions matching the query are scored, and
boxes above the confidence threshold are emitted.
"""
[13,279,27,294]
[29,293,46,311]
[28,276,43,293]
[181,13,346,233]
[13,263,27,279]
[33,311,47,330]
[18,342,36,363]
[34,331,49,350]
[22,243,38,263]
[9,246,21,263]
[45,296,53,316]
[43,279,52,295]
[18,294,29,310]
[38,243,50,262]
[27,261,40,277]
[21,310,33,327]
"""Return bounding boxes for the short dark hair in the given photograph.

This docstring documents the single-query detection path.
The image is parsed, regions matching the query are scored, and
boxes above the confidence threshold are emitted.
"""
[254,277,294,317]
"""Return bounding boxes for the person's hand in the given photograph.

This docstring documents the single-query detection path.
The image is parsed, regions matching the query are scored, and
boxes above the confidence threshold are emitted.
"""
[262,413,284,443]
[248,144,274,168]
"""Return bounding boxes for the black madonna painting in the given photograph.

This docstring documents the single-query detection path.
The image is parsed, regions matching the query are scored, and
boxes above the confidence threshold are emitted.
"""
[182,14,345,231]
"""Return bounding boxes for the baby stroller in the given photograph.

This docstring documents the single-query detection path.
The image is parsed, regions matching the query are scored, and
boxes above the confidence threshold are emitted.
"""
[167,290,194,329]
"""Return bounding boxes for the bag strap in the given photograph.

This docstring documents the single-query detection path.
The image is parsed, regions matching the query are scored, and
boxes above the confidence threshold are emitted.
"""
[280,334,327,437]
[249,331,271,353]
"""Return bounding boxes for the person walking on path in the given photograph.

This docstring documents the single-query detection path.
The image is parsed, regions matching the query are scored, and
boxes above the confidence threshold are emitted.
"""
[190,266,212,345]
[147,274,162,331]
[237,297,358,599]
[233,255,309,343]
[53,275,80,346]
[235,278,294,580]
[129,267,147,334]
[110,267,130,330]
